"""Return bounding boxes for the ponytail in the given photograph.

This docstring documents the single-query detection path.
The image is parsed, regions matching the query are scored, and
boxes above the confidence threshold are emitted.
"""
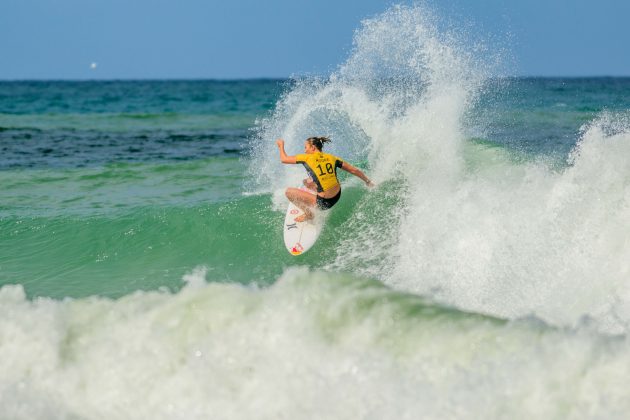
[307,136,331,151]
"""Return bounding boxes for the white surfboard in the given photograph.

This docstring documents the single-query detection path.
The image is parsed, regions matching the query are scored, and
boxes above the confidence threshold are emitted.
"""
[283,191,327,256]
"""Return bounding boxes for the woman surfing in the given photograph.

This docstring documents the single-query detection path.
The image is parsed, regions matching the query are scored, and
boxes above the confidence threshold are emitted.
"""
[276,136,374,222]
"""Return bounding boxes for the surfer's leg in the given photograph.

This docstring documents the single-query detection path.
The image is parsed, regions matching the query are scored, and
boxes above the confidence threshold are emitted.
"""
[285,188,316,221]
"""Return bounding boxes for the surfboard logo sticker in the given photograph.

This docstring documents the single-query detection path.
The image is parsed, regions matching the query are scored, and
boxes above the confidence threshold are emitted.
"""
[290,243,304,255]
[286,222,298,231]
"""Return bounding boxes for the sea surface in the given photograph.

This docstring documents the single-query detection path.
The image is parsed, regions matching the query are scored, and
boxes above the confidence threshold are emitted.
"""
[2,5,630,419]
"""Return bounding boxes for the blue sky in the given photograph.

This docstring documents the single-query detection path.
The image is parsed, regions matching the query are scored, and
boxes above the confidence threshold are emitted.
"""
[1,0,628,79]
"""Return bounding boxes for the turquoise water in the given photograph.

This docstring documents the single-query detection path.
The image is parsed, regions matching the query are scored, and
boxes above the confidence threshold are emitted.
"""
[3,5,630,419]
[4,77,626,298]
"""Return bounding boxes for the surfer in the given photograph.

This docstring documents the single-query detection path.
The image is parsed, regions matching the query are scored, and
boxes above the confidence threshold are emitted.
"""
[276,136,374,222]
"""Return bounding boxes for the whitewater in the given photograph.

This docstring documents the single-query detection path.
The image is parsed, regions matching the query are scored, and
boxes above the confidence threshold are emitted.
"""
[2,4,630,419]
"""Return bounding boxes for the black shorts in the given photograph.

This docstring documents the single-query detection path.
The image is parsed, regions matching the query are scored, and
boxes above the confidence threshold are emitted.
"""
[316,191,341,210]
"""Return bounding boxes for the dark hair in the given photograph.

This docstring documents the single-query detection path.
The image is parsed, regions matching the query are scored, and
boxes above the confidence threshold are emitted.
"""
[307,136,331,151]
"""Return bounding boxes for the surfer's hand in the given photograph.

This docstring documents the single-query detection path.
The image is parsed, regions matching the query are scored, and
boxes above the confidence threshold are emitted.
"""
[366,179,375,188]
[276,139,285,148]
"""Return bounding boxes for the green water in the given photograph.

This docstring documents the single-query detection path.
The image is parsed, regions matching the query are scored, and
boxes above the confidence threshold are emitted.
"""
[3,5,630,418]
[0,153,384,298]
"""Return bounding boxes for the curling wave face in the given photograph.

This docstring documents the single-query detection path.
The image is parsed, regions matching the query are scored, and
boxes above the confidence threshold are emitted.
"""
[3,3,630,418]
[251,5,630,335]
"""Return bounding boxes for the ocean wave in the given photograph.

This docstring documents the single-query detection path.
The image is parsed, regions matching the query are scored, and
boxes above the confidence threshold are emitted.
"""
[247,4,630,336]
[1,267,629,420]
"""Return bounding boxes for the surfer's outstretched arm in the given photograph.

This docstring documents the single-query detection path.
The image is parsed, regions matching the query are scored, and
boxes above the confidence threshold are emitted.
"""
[276,139,297,164]
[341,162,374,187]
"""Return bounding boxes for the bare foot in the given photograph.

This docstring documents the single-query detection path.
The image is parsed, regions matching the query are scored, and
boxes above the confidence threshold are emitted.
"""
[295,212,313,222]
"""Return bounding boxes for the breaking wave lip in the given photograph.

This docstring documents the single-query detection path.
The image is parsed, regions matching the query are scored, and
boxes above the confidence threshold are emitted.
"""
[2,266,630,420]
[3,2,630,417]
[248,3,630,336]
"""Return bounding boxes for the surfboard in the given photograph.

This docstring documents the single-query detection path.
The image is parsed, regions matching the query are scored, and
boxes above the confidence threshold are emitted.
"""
[283,191,327,256]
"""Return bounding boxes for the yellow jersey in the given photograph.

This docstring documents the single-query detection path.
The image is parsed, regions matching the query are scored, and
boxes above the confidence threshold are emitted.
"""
[295,152,344,192]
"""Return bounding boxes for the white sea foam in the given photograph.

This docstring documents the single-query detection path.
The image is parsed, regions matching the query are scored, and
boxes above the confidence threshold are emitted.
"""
[4,5,630,418]
[386,114,630,333]
[2,267,630,420]
[252,4,630,334]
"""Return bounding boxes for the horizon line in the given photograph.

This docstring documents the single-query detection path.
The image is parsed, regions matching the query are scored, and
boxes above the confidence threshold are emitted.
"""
[1,75,630,82]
